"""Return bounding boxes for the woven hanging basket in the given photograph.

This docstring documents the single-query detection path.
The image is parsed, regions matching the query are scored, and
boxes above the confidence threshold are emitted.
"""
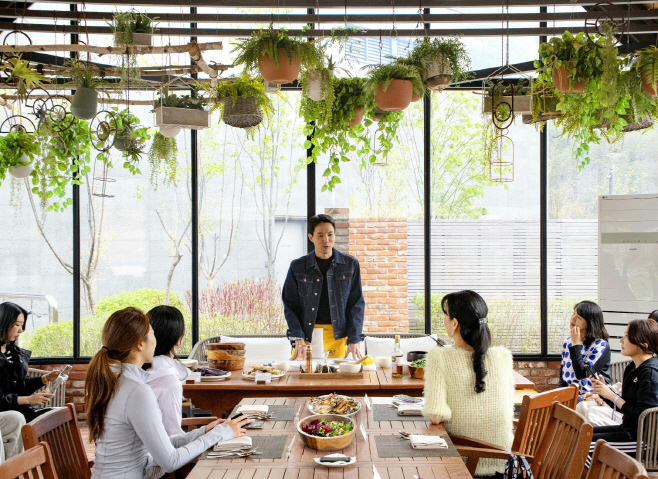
[600,115,653,132]
[223,96,263,129]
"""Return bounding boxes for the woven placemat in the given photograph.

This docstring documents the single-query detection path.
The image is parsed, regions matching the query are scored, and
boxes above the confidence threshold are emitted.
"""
[372,404,428,422]
[202,435,288,460]
[374,434,460,458]
[229,405,295,421]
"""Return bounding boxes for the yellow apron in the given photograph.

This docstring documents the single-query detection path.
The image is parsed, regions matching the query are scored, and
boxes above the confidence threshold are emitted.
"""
[292,324,347,359]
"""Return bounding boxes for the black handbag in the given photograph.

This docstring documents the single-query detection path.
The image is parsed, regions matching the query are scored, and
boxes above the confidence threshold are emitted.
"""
[493,455,533,479]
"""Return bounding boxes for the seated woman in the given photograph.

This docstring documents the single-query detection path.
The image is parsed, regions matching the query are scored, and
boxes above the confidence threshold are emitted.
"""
[586,318,658,467]
[0,302,61,422]
[559,300,611,398]
[144,305,189,436]
[87,307,253,479]
[649,310,658,321]
[422,290,514,477]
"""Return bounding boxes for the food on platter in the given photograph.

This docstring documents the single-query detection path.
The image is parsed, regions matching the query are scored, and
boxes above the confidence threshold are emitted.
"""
[301,418,354,437]
[244,365,284,376]
[308,393,360,415]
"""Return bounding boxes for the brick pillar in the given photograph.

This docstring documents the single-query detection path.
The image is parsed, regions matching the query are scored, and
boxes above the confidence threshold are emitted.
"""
[325,208,349,255]
[349,217,409,333]
[32,363,89,418]
[513,361,561,392]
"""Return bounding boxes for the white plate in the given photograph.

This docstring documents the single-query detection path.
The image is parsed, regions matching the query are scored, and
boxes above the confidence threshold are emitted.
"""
[307,394,361,417]
[179,359,198,369]
[200,372,231,382]
[242,371,286,381]
[314,455,357,467]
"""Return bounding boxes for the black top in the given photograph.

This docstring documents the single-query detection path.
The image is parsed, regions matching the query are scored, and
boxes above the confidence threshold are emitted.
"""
[602,357,658,438]
[315,255,333,325]
[0,343,45,419]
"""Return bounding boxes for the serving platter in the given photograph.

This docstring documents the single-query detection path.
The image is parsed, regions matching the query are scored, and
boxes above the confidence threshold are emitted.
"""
[200,372,231,382]
[307,394,361,417]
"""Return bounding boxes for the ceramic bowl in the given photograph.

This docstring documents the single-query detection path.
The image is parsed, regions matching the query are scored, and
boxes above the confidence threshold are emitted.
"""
[375,356,392,368]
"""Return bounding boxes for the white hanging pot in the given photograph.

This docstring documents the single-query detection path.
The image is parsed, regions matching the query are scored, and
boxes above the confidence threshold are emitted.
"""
[159,126,181,138]
[421,55,453,91]
[9,153,34,178]
[306,69,333,102]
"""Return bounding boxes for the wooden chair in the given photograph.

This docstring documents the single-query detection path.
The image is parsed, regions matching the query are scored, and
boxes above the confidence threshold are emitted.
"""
[586,439,649,479]
[21,403,92,479]
[0,442,58,479]
[163,416,217,479]
[453,402,593,478]
[512,384,579,457]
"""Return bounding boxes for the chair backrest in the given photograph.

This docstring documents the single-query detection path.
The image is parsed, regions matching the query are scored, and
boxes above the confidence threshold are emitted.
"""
[531,402,593,479]
[637,406,658,471]
[611,359,632,385]
[21,403,91,479]
[27,367,66,407]
[0,442,58,479]
[512,385,579,457]
[586,439,649,479]
[188,336,222,361]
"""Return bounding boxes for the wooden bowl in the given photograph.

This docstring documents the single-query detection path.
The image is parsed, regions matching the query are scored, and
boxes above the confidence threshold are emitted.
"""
[408,365,424,379]
[297,415,356,451]
[208,342,245,350]
[207,349,246,361]
[208,358,245,371]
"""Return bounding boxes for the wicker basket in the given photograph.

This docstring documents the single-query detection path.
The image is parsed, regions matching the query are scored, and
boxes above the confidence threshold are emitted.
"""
[223,96,263,129]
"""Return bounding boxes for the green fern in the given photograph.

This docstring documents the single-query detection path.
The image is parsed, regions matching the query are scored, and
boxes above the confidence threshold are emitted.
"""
[636,45,658,93]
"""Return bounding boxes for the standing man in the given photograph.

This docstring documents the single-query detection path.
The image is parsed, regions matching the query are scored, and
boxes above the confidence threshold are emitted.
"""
[283,214,365,360]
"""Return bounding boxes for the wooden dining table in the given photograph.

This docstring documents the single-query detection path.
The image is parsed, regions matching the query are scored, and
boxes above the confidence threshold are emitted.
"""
[187,396,472,479]
[183,367,536,418]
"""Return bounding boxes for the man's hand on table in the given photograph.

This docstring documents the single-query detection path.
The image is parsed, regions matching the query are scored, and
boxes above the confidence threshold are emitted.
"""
[290,339,306,360]
[344,343,362,360]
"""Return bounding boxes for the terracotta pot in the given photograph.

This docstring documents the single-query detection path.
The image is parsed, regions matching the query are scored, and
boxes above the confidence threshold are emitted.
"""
[348,106,364,126]
[374,79,413,111]
[297,415,356,451]
[410,91,421,102]
[552,64,585,94]
[640,69,658,97]
[258,48,301,85]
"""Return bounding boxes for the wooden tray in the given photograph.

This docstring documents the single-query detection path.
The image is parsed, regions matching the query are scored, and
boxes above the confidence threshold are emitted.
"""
[299,372,366,380]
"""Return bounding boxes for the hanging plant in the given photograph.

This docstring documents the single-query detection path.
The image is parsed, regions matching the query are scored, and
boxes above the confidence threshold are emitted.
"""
[65,59,106,120]
[108,108,150,173]
[527,79,561,125]
[110,11,157,47]
[364,62,424,112]
[2,55,48,102]
[300,56,337,124]
[537,31,603,94]
[635,45,658,97]
[148,131,178,190]
[210,75,273,137]
[0,130,40,185]
[482,80,532,120]
[407,37,471,90]
[33,116,93,212]
[231,25,323,84]
[154,90,209,136]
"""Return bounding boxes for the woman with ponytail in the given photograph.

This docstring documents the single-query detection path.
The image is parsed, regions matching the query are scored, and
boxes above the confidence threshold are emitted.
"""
[86,307,253,479]
[422,290,514,476]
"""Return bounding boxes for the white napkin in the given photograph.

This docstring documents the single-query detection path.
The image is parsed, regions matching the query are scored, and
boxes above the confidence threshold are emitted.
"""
[398,404,423,416]
[409,435,448,449]
[213,436,252,452]
[237,405,269,415]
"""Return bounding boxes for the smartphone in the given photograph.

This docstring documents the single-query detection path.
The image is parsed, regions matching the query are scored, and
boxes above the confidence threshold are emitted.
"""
[246,423,264,429]
[230,412,244,420]
[585,365,602,381]
[46,365,72,393]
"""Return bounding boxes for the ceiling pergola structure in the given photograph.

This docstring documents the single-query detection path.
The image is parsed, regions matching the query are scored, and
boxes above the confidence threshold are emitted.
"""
[1,0,658,90]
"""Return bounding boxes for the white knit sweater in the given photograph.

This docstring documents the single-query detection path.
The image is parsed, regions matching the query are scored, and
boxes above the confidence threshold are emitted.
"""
[422,346,515,476]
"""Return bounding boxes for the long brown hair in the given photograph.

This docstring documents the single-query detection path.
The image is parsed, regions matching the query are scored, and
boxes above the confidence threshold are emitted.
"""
[85,307,151,443]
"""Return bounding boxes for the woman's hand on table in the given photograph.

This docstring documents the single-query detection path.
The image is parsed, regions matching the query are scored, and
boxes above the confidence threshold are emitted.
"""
[291,340,306,361]
[213,415,254,436]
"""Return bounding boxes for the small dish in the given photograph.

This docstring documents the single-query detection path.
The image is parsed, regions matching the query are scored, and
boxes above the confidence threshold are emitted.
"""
[242,371,285,380]
[200,372,231,382]
[314,454,357,467]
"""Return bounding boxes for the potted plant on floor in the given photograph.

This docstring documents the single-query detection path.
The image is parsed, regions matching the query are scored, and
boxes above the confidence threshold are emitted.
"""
[111,11,157,47]
[211,75,273,136]
[154,90,209,137]
[635,45,658,97]
[407,37,471,91]
[232,25,323,84]
[65,60,105,120]
[364,62,424,112]
[0,130,40,184]
[538,31,602,94]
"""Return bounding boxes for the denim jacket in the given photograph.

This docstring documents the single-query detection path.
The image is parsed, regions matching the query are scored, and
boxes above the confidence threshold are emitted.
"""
[282,248,365,345]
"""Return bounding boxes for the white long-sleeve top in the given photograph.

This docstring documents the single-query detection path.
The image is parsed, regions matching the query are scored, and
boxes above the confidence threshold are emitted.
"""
[146,356,189,437]
[422,346,515,476]
[91,363,233,479]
